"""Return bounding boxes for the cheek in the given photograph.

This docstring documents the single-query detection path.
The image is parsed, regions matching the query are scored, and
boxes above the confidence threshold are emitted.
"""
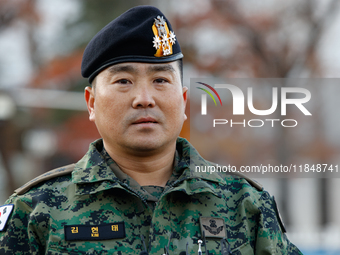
[165,96,186,120]
[95,95,126,128]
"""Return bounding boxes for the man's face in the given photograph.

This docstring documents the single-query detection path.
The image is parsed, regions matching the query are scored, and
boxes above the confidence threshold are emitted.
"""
[85,61,188,155]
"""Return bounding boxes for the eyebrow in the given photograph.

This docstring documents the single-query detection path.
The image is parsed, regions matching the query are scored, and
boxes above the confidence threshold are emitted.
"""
[146,64,176,75]
[107,65,137,75]
[107,64,176,76]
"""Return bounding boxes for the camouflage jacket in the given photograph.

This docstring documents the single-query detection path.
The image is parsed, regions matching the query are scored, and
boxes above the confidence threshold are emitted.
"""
[0,138,302,255]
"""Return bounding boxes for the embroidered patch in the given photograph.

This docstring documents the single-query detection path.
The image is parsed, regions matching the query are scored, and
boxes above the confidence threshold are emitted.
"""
[0,204,14,231]
[199,217,226,238]
[64,222,125,241]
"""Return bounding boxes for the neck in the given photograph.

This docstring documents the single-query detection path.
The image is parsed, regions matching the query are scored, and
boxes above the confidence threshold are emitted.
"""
[104,141,176,187]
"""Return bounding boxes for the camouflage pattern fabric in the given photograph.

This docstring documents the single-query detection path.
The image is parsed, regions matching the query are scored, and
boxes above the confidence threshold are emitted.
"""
[0,138,302,254]
[102,146,184,210]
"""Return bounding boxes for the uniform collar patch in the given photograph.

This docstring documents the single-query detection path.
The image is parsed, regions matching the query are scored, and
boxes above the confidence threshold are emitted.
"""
[199,217,226,238]
[0,204,14,231]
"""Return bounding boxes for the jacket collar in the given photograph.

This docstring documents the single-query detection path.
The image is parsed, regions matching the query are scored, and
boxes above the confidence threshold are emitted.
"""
[72,139,124,195]
[72,138,226,196]
[174,137,226,185]
[72,139,117,184]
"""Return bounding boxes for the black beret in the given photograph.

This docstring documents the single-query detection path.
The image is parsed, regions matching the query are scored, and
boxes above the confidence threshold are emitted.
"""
[81,5,183,83]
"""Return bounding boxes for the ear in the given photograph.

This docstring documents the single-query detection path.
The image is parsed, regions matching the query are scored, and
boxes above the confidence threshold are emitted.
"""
[85,86,95,122]
[182,86,188,121]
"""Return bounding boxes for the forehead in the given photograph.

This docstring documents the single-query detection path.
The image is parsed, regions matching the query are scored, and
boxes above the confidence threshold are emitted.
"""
[99,62,180,78]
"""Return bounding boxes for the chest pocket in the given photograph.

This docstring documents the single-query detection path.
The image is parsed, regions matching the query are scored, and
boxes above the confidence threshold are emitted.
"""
[204,238,253,255]
[229,242,253,255]
[48,246,100,255]
[48,243,127,255]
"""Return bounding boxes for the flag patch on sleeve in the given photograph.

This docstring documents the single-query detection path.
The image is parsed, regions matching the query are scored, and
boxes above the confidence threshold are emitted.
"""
[0,204,14,231]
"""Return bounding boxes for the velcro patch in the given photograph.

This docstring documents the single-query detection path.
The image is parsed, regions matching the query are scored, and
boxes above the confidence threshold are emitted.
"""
[64,222,125,241]
[200,217,226,238]
[0,204,14,231]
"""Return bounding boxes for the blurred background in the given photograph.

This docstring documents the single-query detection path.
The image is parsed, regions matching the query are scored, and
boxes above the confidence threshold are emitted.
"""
[0,0,339,254]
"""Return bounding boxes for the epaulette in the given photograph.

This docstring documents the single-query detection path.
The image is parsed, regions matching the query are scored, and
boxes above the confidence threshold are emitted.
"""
[14,164,76,195]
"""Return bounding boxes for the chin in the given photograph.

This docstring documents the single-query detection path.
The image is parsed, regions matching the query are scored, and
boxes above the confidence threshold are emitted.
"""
[127,138,174,154]
[130,141,161,151]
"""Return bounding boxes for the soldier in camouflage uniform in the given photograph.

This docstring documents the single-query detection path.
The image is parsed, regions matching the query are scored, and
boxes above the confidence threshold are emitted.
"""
[0,5,302,255]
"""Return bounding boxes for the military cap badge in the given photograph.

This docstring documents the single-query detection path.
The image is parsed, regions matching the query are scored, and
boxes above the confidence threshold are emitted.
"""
[152,16,177,57]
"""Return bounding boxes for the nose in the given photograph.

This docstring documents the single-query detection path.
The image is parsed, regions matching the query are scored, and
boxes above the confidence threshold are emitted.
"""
[132,85,156,109]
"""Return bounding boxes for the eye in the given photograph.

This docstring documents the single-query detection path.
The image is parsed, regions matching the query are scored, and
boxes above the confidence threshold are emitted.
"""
[115,79,131,85]
[154,78,169,84]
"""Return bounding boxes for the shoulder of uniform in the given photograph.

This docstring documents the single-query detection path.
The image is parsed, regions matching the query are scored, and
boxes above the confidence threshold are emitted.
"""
[227,171,263,191]
[206,161,263,191]
[14,164,76,195]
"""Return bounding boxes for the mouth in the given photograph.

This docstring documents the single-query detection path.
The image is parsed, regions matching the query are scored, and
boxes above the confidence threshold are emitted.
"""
[132,117,158,125]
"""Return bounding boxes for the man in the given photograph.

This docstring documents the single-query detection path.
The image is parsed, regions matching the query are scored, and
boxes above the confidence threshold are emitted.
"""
[0,5,302,254]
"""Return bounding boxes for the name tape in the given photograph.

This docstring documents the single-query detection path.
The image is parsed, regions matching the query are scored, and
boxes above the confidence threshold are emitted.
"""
[64,222,125,241]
